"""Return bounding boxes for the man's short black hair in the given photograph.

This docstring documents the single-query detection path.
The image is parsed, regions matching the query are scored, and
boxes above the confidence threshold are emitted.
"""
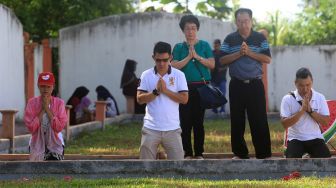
[179,14,200,31]
[235,8,253,19]
[153,41,171,55]
[296,67,313,81]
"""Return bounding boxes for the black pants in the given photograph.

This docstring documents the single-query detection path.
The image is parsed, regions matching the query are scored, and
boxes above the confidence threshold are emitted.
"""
[229,78,271,159]
[180,84,205,157]
[286,139,331,158]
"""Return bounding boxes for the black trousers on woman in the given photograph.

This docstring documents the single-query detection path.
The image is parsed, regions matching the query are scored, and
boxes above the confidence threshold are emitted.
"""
[180,84,205,157]
[229,78,272,159]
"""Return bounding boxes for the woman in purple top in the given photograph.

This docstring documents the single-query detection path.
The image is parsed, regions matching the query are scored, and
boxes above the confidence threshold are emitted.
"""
[67,86,93,124]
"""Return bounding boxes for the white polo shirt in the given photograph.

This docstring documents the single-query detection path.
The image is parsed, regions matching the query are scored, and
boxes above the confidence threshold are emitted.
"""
[280,89,329,141]
[138,66,188,131]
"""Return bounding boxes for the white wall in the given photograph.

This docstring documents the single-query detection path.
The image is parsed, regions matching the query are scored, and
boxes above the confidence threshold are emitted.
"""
[60,12,336,113]
[268,46,336,111]
[59,12,235,112]
[0,4,25,120]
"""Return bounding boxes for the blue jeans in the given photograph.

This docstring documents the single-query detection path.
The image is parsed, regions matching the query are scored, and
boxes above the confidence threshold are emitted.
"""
[211,80,226,112]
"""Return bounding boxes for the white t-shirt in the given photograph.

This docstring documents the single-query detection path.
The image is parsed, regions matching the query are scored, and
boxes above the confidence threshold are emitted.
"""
[138,66,188,131]
[280,89,329,141]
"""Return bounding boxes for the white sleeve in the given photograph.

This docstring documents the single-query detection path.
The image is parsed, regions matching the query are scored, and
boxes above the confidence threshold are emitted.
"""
[280,95,292,118]
[177,71,188,92]
[319,95,330,116]
[137,72,148,92]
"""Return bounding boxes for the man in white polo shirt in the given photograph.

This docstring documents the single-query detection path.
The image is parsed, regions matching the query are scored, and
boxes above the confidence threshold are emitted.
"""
[280,67,331,158]
[137,41,188,160]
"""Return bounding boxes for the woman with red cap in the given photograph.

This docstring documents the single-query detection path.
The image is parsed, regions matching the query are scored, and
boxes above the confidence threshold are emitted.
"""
[24,72,67,161]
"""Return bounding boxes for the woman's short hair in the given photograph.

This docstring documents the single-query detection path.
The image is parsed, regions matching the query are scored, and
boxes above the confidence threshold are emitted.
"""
[179,15,200,31]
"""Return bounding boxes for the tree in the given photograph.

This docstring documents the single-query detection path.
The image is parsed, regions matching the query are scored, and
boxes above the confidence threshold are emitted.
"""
[195,0,231,20]
[0,0,136,41]
[141,0,232,20]
[254,11,289,46]
[283,0,336,45]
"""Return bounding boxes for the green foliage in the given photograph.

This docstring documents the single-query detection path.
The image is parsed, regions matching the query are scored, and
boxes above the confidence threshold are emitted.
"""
[0,0,135,41]
[284,0,336,45]
[252,0,336,45]
[196,0,231,20]
[142,0,231,19]
[254,11,290,46]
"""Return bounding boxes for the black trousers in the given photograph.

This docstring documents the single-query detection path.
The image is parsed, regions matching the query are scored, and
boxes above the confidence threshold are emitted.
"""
[229,78,272,159]
[286,139,331,158]
[180,84,205,157]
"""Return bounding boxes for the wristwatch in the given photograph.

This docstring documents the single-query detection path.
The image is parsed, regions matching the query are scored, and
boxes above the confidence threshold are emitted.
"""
[152,89,159,96]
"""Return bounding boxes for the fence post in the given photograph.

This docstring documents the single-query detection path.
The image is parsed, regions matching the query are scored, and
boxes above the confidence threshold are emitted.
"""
[95,101,107,130]
[0,109,18,154]
[23,32,37,103]
[65,105,72,142]
[41,39,52,72]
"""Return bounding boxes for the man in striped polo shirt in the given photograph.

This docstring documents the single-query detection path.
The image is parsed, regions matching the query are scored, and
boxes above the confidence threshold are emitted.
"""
[220,8,272,159]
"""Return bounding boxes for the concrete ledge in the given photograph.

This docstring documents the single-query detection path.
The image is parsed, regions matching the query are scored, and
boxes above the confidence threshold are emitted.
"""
[105,114,135,125]
[69,121,102,140]
[14,135,30,152]
[0,158,336,180]
[0,114,134,153]
[0,139,9,154]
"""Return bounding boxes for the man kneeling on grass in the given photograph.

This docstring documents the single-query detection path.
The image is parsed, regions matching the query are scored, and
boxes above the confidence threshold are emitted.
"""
[137,41,189,160]
[280,67,331,158]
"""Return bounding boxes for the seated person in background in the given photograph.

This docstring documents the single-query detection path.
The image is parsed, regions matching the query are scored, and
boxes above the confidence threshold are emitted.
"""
[280,67,331,158]
[137,41,188,160]
[66,86,93,124]
[24,72,67,161]
[95,85,120,117]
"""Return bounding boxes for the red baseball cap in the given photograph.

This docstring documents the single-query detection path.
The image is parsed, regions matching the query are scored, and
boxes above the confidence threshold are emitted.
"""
[38,72,55,86]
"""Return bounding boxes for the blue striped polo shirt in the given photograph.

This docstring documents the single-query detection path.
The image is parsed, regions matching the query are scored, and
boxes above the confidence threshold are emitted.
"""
[221,30,271,80]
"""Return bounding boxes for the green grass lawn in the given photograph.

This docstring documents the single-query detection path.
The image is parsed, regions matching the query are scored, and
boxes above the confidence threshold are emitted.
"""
[65,119,296,155]
[1,177,336,188]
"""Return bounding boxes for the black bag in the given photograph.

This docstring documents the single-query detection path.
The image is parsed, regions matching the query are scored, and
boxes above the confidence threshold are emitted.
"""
[193,59,227,109]
[197,84,227,109]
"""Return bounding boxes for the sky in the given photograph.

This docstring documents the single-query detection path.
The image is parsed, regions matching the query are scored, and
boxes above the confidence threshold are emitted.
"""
[139,0,303,22]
